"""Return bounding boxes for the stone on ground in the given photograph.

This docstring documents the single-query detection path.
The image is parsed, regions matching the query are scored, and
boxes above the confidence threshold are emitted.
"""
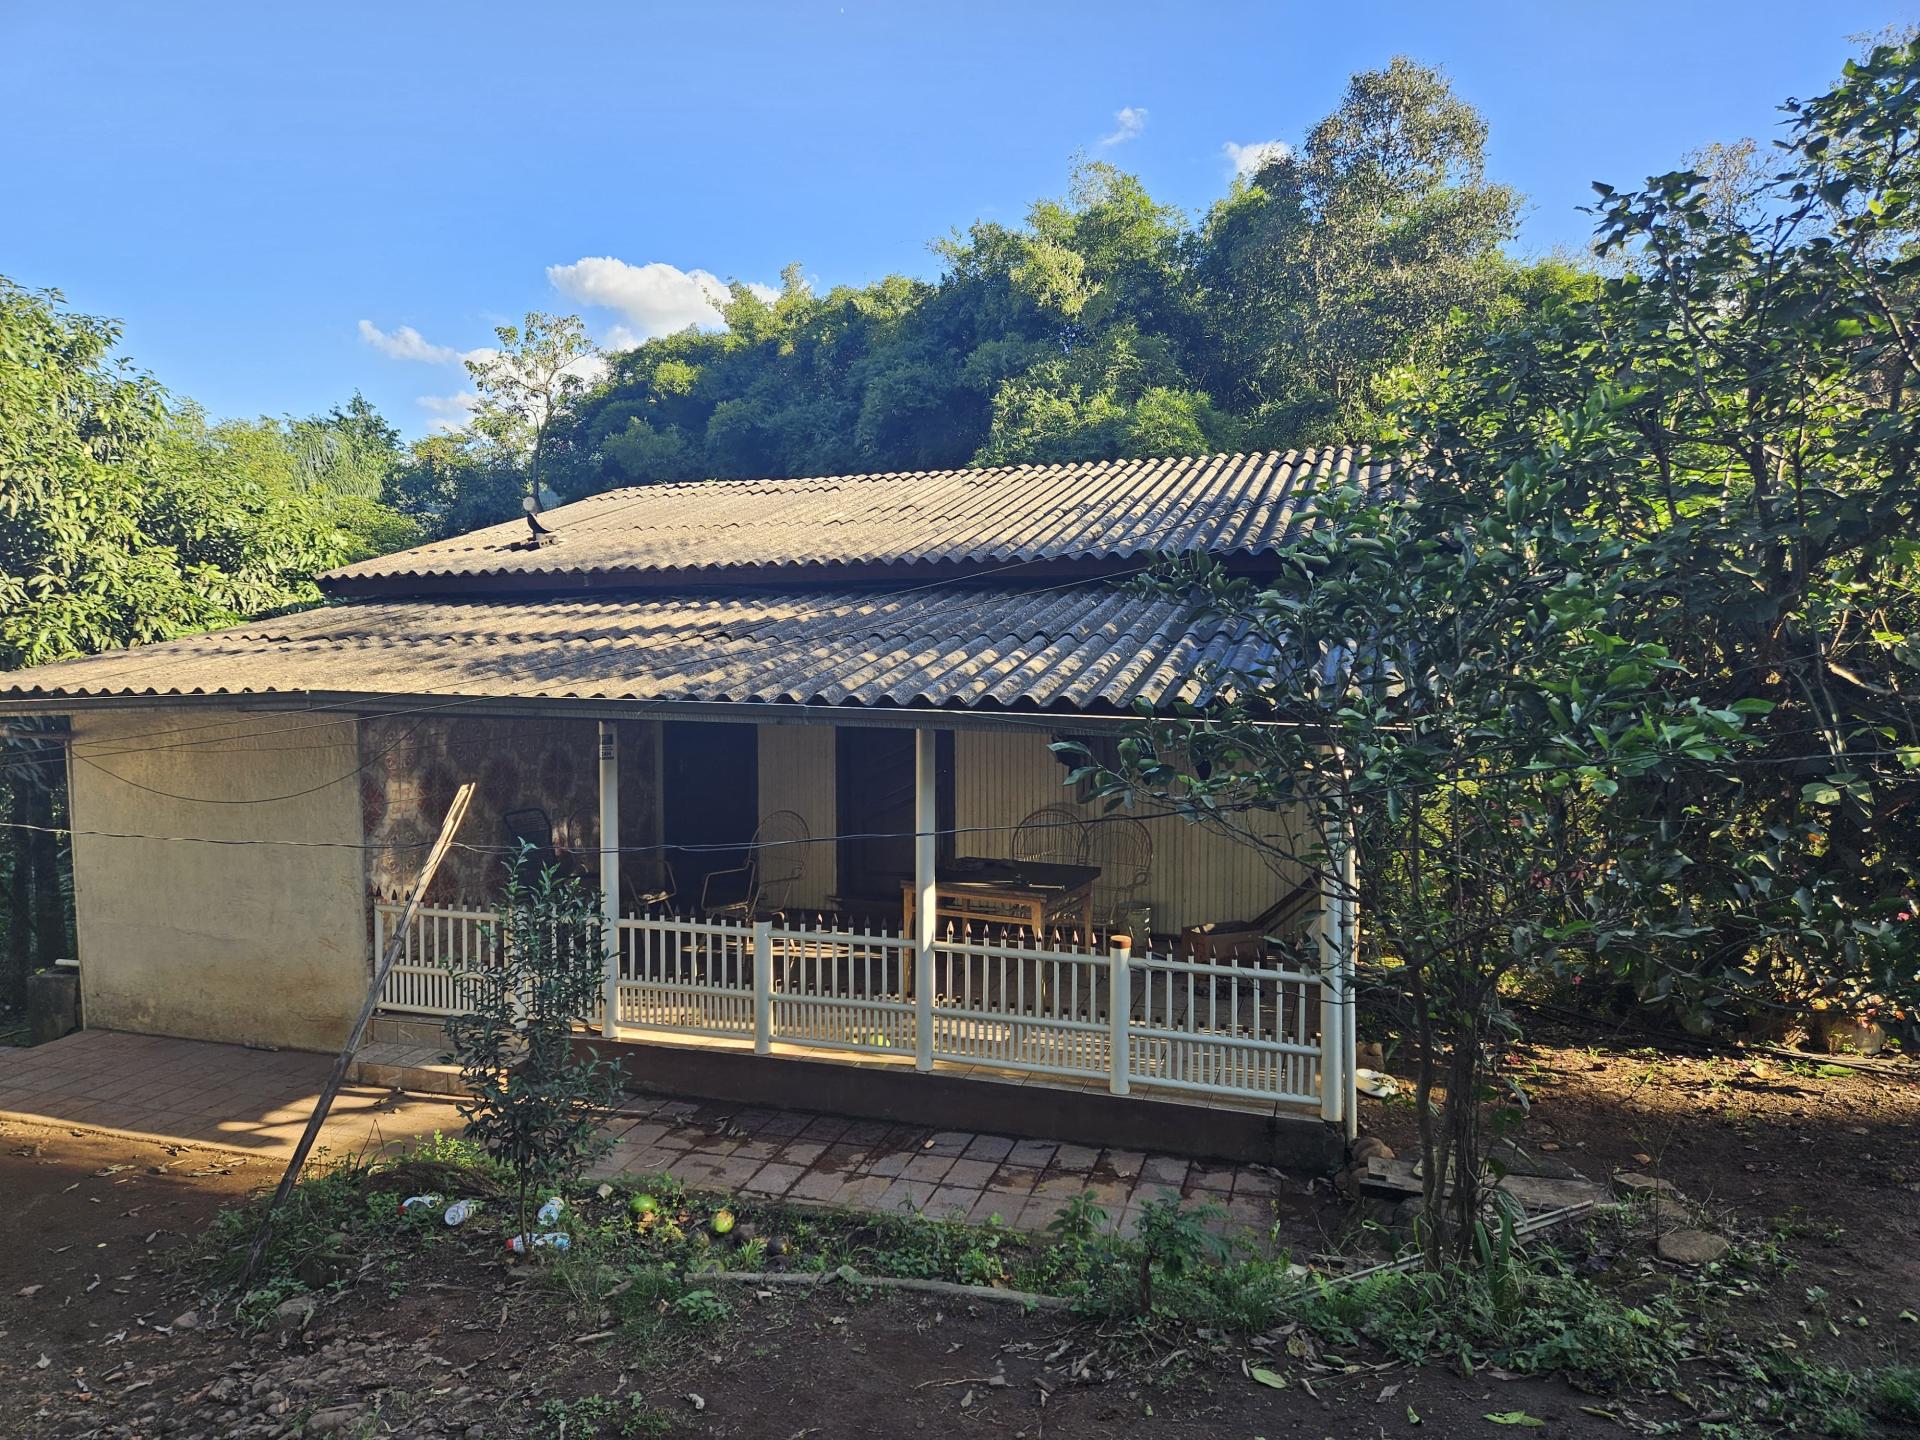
[1656,1229,1730,1265]
[1611,1170,1678,1198]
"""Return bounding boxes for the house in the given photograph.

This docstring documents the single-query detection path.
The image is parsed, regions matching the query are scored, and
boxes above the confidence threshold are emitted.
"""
[0,449,1375,1158]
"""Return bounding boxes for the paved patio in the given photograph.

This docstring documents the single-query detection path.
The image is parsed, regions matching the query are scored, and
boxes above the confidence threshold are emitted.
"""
[1,1030,1299,1245]
[588,1093,1292,1242]
[0,1029,464,1159]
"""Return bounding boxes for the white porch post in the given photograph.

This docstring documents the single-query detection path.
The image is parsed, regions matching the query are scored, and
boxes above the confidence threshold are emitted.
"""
[752,920,773,1055]
[913,726,937,1072]
[1108,940,1131,1095]
[1315,861,1346,1128]
[1337,837,1360,1141]
[598,721,621,1040]
[1314,813,1360,1136]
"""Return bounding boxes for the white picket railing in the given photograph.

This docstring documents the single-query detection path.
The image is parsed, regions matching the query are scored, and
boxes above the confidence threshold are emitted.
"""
[613,914,755,1038]
[929,934,1113,1081]
[1127,950,1321,1101]
[374,903,503,1017]
[371,903,1326,1109]
[766,922,917,1056]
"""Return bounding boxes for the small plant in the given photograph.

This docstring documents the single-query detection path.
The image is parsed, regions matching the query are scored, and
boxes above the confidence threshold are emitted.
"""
[1045,1189,1109,1249]
[446,847,626,1247]
[1132,1193,1229,1314]
[670,1288,732,1325]
[534,1393,673,1438]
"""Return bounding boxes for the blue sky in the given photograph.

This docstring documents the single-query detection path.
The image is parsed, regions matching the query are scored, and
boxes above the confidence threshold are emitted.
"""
[3,1,1910,437]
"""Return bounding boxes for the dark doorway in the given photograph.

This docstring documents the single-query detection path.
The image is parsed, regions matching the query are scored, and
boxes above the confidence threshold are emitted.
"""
[836,727,953,906]
[662,721,759,910]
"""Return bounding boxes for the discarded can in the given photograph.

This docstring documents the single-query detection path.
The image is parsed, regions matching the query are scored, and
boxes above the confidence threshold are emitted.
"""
[504,1232,571,1253]
[443,1199,477,1227]
[536,1197,565,1226]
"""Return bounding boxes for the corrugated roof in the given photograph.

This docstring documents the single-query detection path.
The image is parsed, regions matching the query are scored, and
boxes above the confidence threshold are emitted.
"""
[0,585,1271,714]
[321,448,1388,597]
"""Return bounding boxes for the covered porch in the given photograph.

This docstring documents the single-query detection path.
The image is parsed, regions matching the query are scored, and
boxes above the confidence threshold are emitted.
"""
[367,708,1360,1134]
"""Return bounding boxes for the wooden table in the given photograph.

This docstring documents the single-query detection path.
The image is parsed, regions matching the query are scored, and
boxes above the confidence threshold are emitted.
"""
[900,856,1100,941]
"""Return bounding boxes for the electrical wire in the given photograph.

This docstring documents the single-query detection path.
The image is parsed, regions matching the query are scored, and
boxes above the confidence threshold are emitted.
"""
[0,802,1272,857]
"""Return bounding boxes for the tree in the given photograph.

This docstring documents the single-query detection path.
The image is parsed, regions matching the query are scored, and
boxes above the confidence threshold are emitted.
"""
[0,279,349,670]
[1075,41,1920,1269]
[382,430,525,541]
[1071,453,1750,1267]
[1418,42,1920,1039]
[466,313,601,509]
[445,853,624,1247]
[544,61,1533,489]
[1191,57,1522,445]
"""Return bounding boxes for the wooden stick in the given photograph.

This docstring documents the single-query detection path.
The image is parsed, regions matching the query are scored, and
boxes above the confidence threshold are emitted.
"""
[707,1267,1073,1310]
[238,781,476,1291]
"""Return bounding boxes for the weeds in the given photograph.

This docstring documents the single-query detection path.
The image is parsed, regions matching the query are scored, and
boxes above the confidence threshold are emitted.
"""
[533,1393,673,1438]
[1709,1352,1920,1438]
[191,1140,1908,1429]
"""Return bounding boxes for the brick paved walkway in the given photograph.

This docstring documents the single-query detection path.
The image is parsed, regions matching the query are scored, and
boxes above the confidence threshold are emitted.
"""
[2,1031,1297,1247]
[0,1029,463,1159]
[588,1093,1291,1244]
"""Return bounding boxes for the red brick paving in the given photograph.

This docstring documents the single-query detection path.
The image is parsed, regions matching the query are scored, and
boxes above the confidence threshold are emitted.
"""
[3,1031,1300,1248]
[588,1092,1296,1246]
[0,1030,463,1160]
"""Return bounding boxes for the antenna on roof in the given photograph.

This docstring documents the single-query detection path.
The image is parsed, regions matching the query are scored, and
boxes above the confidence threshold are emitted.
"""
[522,495,555,543]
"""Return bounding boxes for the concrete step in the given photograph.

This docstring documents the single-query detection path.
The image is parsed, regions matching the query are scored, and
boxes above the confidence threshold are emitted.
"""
[350,1041,469,1097]
[364,1014,448,1049]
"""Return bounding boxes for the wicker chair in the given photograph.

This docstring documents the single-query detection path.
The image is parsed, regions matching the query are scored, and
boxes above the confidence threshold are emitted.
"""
[1009,805,1088,868]
[1084,815,1153,938]
[701,809,811,921]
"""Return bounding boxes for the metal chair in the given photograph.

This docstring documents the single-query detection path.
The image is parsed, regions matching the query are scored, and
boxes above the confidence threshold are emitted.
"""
[700,809,811,922]
[1009,805,1088,868]
[622,852,677,914]
[1084,815,1153,938]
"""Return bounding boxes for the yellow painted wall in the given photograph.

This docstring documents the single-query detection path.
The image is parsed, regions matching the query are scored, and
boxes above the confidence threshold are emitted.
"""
[67,707,370,1052]
[756,722,837,909]
[952,728,1309,934]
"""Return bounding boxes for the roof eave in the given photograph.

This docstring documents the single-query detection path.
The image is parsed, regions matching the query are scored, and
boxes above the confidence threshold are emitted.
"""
[316,550,1286,601]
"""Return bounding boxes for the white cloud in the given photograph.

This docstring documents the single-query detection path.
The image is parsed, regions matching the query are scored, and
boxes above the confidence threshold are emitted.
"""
[547,257,757,343]
[365,259,772,432]
[1100,106,1148,147]
[358,319,494,369]
[1224,139,1292,178]
[416,391,479,433]
[358,319,459,363]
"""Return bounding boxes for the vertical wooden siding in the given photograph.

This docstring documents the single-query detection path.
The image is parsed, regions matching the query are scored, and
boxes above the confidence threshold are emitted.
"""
[952,729,1308,933]
[757,723,838,908]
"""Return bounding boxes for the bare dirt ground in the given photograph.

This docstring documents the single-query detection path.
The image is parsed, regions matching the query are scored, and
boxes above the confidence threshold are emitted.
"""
[1,1026,1915,1439]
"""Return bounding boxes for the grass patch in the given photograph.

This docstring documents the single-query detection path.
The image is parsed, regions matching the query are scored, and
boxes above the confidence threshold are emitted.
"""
[190,1138,1905,1424]
[195,1131,505,1329]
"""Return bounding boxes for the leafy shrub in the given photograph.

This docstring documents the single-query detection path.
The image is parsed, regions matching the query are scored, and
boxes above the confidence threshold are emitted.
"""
[447,851,626,1245]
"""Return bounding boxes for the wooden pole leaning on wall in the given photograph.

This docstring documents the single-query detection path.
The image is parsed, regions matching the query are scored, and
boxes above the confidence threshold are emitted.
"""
[237,781,476,1293]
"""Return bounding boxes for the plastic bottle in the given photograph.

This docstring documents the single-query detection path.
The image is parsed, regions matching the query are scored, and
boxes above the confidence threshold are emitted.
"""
[536,1197,565,1226]
[443,1199,477,1227]
[398,1193,443,1214]
[504,1232,571,1253]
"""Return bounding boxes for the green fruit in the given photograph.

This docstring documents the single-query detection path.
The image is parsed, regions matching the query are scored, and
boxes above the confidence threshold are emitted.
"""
[711,1209,736,1236]
[628,1193,658,1217]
